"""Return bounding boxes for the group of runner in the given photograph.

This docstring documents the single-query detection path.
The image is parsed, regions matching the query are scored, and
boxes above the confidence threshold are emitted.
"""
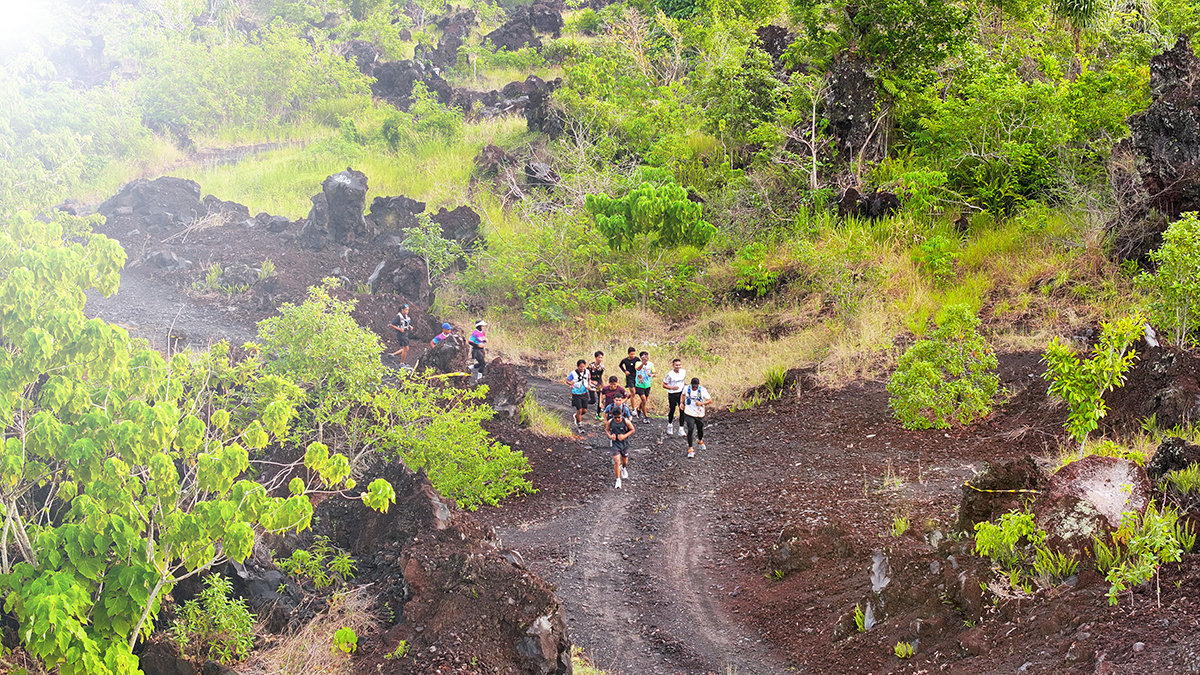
[567,347,712,488]
[388,304,488,380]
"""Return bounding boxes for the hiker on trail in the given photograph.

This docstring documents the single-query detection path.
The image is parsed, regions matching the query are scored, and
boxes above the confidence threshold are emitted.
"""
[469,320,488,381]
[606,394,636,489]
[566,359,591,433]
[681,377,712,459]
[662,358,687,437]
[601,375,626,413]
[387,303,413,362]
[634,351,655,420]
[588,351,606,420]
[619,347,639,393]
[431,322,454,348]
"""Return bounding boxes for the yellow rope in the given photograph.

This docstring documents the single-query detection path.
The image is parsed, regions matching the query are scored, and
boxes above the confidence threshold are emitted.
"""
[963,480,1042,494]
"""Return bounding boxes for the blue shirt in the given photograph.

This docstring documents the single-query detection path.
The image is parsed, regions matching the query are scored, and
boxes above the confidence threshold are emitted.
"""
[568,370,589,395]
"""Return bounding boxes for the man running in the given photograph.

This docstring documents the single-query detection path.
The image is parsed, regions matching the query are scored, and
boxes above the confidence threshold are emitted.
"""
[662,358,687,437]
[468,320,487,381]
[619,347,639,393]
[681,377,712,458]
[566,359,591,433]
[601,375,626,412]
[606,394,636,488]
[633,351,655,420]
[588,351,606,420]
[387,303,413,363]
[430,322,453,348]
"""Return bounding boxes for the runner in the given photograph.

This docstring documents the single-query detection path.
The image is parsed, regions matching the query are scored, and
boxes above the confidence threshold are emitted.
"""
[588,351,606,420]
[387,303,413,363]
[662,358,687,436]
[605,394,636,488]
[681,377,712,458]
[566,359,591,433]
[634,351,655,420]
[468,320,487,381]
[430,322,453,348]
[619,347,639,393]
[601,375,626,412]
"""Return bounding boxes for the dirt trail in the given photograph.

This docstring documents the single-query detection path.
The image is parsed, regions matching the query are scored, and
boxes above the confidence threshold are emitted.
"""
[481,377,789,675]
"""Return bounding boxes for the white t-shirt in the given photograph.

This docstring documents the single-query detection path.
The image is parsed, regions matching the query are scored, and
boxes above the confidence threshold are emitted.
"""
[683,385,710,417]
[663,369,687,394]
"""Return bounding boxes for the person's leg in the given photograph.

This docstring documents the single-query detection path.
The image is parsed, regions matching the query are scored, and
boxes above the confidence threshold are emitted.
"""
[621,452,629,478]
[474,348,486,376]
[666,392,679,430]
[696,417,706,450]
[685,415,695,452]
[399,345,409,363]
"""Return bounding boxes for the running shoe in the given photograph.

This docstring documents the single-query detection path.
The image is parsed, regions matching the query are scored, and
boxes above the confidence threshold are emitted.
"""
[615,477,622,489]
[687,448,695,458]
[678,426,687,437]
[698,440,706,451]
[666,422,674,435]
[621,466,628,479]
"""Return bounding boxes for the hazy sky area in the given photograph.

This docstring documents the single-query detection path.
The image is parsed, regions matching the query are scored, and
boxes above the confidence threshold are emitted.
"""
[0,0,57,48]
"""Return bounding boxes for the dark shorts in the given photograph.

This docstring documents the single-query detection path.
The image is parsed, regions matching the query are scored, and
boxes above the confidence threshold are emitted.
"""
[625,375,636,388]
[394,331,409,347]
[611,442,629,457]
[635,386,651,397]
[572,393,590,410]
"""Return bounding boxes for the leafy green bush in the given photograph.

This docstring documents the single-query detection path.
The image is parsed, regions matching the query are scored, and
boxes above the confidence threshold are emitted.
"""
[171,576,256,664]
[379,83,464,151]
[1140,212,1200,348]
[732,242,780,296]
[887,304,1000,429]
[0,212,389,675]
[277,535,357,590]
[1042,314,1143,447]
[1094,503,1186,606]
[403,213,464,287]
[974,511,1044,569]
[585,182,717,250]
[911,235,957,287]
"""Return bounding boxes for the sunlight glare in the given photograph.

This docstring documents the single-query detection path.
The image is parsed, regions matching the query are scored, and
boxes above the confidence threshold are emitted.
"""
[0,0,56,47]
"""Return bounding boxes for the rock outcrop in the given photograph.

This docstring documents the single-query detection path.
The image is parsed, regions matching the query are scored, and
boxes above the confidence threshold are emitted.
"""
[1036,456,1152,557]
[1108,36,1200,262]
[298,169,371,249]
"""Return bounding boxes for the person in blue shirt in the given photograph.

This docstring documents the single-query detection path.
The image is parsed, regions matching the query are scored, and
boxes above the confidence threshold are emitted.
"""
[565,359,591,433]
[430,322,453,348]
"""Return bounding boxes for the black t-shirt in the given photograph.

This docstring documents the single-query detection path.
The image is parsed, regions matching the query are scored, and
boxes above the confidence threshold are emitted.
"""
[392,313,411,332]
[588,362,605,384]
[619,356,639,378]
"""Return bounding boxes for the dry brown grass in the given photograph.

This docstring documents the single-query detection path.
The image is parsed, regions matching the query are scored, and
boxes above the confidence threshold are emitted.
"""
[240,588,377,675]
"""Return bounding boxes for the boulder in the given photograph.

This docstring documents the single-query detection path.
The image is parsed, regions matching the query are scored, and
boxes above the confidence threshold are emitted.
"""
[202,194,250,221]
[97,177,206,233]
[138,641,197,675]
[481,359,530,419]
[1147,436,1200,482]
[1108,36,1200,262]
[342,39,380,73]
[837,187,902,220]
[485,12,542,51]
[524,76,564,138]
[1101,344,1200,433]
[370,60,453,110]
[367,195,426,232]
[824,55,887,168]
[223,544,312,634]
[529,4,564,34]
[416,332,466,374]
[756,25,793,62]
[298,169,370,249]
[957,456,1047,532]
[141,249,191,271]
[430,9,476,69]
[430,205,482,249]
[1036,456,1152,556]
[475,144,519,177]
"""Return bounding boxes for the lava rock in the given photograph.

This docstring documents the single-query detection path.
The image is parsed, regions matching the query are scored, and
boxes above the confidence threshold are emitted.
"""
[481,359,530,419]
[367,195,426,232]
[957,456,1047,532]
[824,55,887,168]
[756,25,793,62]
[837,187,902,220]
[1108,36,1200,262]
[524,75,564,138]
[1147,436,1200,481]
[223,544,311,634]
[97,177,206,233]
[298,169,370,249]
[341,39,380,73]
[475,144,519,177]
[430,205,482,249]
[958,626,991,656]
[139,640,197,675]
[1036,456,1152,556]
[417,332,466,374]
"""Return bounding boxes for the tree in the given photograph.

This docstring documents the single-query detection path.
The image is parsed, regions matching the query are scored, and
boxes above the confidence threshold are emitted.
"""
[584,182,716,251]
[0,212,395,675]
[1140,212,1200,349]
[401,213,463,288]
[1042,314,1143,448]
[887,304,1001,429]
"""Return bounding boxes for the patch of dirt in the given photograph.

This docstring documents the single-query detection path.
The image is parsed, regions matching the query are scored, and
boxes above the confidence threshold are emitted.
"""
[477,351,1200,674]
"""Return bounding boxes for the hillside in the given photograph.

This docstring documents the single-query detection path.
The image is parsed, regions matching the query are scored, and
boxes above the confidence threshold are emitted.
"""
[2,0,1200,674]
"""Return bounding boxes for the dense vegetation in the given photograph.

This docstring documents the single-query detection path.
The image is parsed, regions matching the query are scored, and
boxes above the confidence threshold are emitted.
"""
[2,0,1200,671]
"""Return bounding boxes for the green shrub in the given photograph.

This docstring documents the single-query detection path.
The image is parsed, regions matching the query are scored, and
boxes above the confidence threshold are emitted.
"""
[911,235,958,287]
[171,576,256,664]
[887,304,1000,429]
[1042,314,1143,447]
[1096,503,1186,606]
[763,365,788,399]
[277,535,357,590]
[1140,212,1200,348]
[585,182,717,251]
[974,510,1044,569]
[732,242,780,297]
